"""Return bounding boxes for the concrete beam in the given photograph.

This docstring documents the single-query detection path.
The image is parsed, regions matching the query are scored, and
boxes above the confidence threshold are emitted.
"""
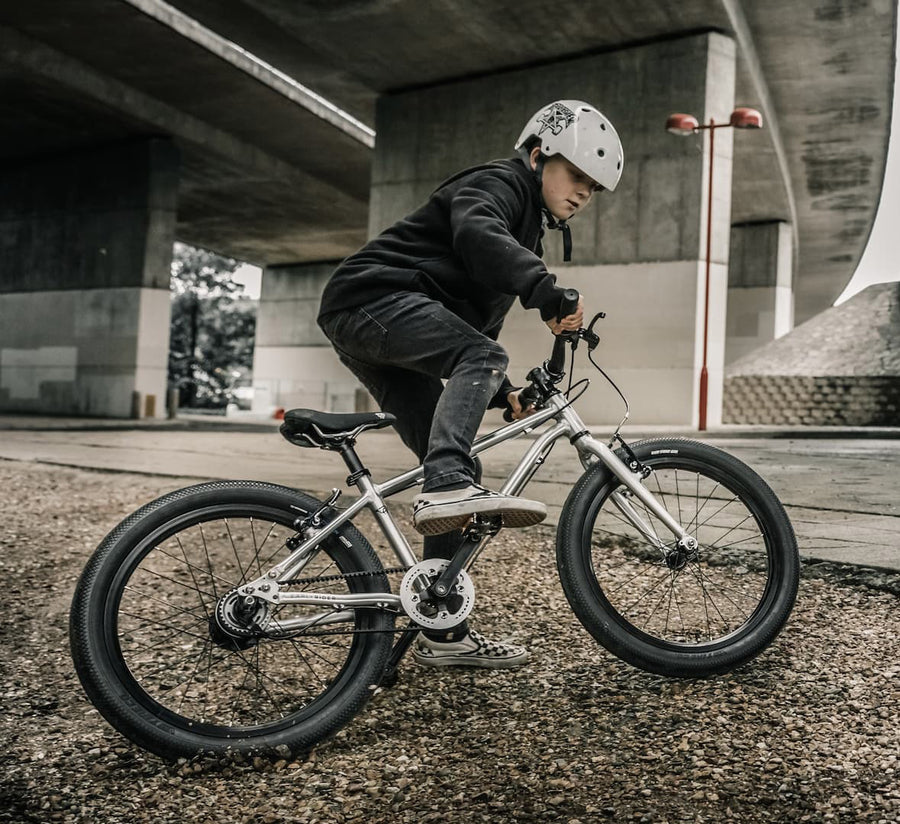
[0,17,370,265]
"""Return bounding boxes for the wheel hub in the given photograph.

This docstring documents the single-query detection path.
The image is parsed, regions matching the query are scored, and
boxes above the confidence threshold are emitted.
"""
[209,589,271,650]
[664,537,700,571]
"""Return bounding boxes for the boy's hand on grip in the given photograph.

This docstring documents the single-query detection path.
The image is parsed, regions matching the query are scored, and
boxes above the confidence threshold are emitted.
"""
[506,388,537,420]
[546,294,584,335]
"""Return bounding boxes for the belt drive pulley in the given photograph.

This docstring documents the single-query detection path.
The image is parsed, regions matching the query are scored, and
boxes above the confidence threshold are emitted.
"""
[399,559,475,631]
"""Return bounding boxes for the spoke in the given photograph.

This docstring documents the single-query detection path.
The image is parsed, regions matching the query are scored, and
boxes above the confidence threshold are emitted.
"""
[176,637,214,715]
[120,619,209,657]
[674,469,685,535]
[642,570,678,630]
[687,564,764,611]
[650,471,673,530]
[684,563,733,635]
[122,583,209,623]
[663,573,677,636]
[162,540,236,592]
[670,581,688,637]
[633,493,665,550]
[125,567,218,602]
[118,608,210,644]
[197,523,220,602]
[686,478,720,535]
[224,518,249,584]
[707,525,765,553]
[619,567,677,619]
[693,494,742,533]
[601,508,666,551]
[226,647,291,720]
[294,557,342,592]
[595,551,666,597]
[257,528,290,571]
[125,638,228,683]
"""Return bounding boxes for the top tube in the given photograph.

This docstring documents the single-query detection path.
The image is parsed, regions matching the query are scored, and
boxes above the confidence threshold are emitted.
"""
[376,402,562,499]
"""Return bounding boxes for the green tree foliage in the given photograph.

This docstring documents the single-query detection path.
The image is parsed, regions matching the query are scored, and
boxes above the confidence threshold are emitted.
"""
[167,243,257,409]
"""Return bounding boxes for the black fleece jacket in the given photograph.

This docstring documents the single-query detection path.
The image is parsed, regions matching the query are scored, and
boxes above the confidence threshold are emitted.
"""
[318,158,569,333]
[318,157,570,408]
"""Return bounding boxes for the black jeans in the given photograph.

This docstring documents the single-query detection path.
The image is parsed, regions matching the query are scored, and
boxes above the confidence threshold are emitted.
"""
[319,292,508,640]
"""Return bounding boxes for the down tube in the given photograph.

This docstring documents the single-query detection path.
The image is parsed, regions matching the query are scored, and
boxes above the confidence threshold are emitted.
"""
[498,422,571,496]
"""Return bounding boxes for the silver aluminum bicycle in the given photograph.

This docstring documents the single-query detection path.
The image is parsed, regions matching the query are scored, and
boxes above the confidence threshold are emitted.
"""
[70,302,799,760]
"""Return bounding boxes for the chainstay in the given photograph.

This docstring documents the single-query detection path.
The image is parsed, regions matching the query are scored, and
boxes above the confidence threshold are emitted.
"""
[281,566,409,586]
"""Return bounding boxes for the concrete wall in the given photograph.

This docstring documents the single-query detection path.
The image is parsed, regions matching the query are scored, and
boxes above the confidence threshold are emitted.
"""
[369,32,736,426]
[0,139,177,417]
[260,32,740,426]
[250,262,361,414]
[726,220,793,365]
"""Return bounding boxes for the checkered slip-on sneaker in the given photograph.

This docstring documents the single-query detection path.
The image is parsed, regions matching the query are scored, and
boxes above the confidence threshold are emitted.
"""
[412,484,547,536]
[411,629,529,669]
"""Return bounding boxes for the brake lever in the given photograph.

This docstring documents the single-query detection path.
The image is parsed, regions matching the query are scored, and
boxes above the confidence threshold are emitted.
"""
[581,312,606,351]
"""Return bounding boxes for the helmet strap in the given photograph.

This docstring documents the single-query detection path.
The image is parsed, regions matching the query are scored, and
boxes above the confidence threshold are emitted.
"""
[542,208,573,262]
[532,151,573,262]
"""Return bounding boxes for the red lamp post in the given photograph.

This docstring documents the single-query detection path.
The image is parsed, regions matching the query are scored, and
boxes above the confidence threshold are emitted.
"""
[666,107,763,430]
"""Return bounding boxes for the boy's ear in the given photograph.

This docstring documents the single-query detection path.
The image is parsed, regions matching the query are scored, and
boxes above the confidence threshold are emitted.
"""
[529,146,542,171]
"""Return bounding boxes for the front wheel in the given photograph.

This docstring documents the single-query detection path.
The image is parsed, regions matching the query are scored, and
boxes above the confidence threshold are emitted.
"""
[557,439,799,677]
[70,481,394,760]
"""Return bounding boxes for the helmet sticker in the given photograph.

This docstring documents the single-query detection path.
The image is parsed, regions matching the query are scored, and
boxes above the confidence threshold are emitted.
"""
[537,102,576,136]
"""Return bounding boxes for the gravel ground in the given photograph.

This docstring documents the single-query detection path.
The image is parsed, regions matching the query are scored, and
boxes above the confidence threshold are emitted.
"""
[1,460,899,824]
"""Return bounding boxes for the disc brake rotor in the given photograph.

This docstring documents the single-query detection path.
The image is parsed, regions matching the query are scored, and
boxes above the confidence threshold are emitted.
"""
[399,559,475,631]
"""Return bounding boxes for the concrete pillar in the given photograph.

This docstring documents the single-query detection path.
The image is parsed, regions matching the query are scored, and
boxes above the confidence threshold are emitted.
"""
[726,220,794,364]
[250,262,363,414]
[0,139,177,418]
[370,32,737,427]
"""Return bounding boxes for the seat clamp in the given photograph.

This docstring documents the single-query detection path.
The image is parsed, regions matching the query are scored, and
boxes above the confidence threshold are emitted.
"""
[346,468,371,486]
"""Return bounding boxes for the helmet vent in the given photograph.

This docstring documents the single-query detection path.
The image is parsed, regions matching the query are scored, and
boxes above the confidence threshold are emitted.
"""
[600,123,606,131]
[597,148,605,157]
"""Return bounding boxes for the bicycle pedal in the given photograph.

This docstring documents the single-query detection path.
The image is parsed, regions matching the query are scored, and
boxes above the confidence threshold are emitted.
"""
[466,514,504,535]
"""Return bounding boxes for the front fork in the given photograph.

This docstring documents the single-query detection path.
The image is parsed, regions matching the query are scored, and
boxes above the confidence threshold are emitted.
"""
[555,399,698,558]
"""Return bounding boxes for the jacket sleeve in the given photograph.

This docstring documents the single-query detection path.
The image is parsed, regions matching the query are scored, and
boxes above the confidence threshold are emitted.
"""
[449,173,566,321]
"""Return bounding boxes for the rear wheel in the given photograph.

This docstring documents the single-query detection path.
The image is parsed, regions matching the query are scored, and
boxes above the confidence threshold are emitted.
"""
[70,481,393,759]
[557,439,799,676]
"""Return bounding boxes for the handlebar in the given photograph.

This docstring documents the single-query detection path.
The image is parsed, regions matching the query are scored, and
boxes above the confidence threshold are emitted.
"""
[503,289,581,422]
[548,288,579,376]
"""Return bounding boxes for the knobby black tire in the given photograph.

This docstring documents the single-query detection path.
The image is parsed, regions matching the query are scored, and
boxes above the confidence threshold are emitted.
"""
[556,439,799,677]
[70,481,393,760]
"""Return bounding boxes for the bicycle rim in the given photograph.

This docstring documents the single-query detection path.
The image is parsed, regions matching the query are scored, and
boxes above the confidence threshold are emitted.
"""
[106,504,381,736]
[587,458,781,652]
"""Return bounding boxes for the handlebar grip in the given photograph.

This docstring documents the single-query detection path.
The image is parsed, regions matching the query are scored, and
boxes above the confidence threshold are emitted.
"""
[558,288,580,321]
[502,384,542,422]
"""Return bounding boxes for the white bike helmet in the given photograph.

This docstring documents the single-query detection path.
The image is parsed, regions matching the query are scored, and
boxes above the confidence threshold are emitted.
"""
[515,100,624,192]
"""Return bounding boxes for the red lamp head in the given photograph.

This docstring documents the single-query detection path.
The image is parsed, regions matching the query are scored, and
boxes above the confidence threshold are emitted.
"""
[665,113,700,135]
[730,107,763,129]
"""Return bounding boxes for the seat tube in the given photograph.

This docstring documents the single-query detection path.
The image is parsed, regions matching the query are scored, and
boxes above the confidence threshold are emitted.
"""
[353,473,418,568]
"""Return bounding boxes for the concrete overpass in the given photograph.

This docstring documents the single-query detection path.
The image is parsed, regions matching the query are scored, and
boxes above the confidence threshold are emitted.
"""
[0,1,895,423]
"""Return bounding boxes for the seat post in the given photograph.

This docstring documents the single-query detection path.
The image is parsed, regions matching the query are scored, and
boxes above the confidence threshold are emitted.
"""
[337,440,369,485]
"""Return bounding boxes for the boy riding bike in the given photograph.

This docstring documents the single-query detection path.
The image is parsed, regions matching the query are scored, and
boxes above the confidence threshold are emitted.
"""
[317,100,624,668]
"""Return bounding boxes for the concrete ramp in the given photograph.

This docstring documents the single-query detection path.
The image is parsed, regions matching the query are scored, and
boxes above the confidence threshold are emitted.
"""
[724,282,900,425]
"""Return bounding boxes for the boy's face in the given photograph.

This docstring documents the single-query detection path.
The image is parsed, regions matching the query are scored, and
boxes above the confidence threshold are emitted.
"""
[531,148,600,221]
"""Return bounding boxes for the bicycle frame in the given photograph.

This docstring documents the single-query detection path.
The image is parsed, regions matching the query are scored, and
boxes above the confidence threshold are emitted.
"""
[237,390,695,628]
